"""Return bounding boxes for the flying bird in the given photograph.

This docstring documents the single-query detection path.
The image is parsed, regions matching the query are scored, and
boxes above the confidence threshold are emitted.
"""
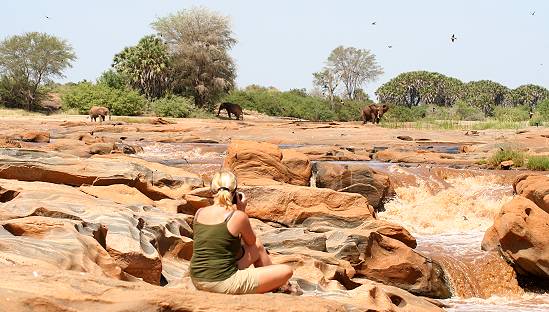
[388,45,393,49]
[45,16,50,19]
[371,21,376,25]
[450,34,457,43]
[531,11,535,16]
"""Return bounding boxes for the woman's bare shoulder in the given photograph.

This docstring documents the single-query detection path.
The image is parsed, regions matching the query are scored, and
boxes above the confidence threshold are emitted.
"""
[232,210,249,221]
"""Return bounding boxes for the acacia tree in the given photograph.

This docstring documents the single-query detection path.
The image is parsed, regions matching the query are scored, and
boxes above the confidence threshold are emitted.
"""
[460,80,509,116]
[375,71,463,107]
[152,7,236,110]
[312,67,339,108]
[112,35,172,99]
[505,84,549,110]
[0,32,75,110]
[326,46,383,100]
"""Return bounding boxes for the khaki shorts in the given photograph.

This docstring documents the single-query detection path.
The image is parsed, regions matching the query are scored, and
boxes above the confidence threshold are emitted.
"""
[192,268,260,295]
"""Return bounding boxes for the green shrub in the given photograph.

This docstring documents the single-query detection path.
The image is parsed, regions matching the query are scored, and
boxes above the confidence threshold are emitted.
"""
[97,69,127,90]
[222,88,366,121]
[488,148,526,167]
[493,106,529,122]
[536,99,549,120]
[526,155,549,171]
[382,105,427,122]
[151,95,193,118]
[454,101,485,121]
[528,116,545,126]
[472,120,524,130]
[61,82,147,116]
[188,108,216,119]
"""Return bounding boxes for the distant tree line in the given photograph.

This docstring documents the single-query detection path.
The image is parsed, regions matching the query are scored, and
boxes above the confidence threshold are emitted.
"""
[375,71,549,117]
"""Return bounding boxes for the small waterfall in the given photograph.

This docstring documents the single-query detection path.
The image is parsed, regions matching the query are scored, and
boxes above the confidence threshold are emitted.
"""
[376,164,545,308]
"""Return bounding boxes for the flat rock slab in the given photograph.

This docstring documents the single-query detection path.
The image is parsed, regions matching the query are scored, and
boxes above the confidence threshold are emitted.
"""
[241,184,375,227]
[0,148,203,200]
[0,266,348,312]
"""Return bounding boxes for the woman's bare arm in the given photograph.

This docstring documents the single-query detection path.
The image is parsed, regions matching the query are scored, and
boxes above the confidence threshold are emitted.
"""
[228,210,256,246]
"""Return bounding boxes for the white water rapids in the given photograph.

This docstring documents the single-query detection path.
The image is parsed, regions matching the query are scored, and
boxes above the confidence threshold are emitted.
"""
[377,164,549,311]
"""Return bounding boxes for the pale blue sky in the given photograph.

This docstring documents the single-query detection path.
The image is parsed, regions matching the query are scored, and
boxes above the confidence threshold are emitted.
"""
[2,0,548,99]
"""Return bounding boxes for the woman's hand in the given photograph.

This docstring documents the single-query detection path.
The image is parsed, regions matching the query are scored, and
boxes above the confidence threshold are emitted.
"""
[236,191,248,212]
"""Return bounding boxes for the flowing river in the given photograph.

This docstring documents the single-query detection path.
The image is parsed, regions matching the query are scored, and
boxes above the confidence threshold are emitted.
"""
[136,142,549,311]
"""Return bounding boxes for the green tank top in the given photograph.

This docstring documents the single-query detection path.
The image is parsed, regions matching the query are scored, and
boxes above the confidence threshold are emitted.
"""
[190,211,241,281]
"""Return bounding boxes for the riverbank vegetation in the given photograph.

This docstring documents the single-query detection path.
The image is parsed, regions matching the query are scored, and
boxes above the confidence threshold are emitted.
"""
[1,8,548,127]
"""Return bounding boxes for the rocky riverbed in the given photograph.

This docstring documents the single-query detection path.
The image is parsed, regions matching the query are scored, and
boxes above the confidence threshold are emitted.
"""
[0,115,548,311]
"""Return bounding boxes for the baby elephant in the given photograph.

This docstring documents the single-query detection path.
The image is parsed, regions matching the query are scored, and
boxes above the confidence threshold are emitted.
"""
[217,102,243,120]
[89,106,111,122]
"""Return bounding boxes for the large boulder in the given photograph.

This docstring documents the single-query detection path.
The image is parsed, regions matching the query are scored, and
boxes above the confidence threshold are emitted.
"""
[0,149,203,200]
[513,174,549,213]
[482,196,549,279]
[323,219,417,265]
[241,184,375,227]
[357,232,451,298]
[224,140,311,186]
[313,162,393,210]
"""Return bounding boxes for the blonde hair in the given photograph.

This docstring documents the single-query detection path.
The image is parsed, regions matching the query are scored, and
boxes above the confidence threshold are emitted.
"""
[210,170,238,210]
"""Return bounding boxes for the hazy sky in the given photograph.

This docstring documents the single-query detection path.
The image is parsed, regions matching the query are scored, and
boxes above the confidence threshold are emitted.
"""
[2,0,548,99]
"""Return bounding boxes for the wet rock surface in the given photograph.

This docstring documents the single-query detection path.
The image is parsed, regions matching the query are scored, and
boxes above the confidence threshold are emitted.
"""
[483,174,549,279]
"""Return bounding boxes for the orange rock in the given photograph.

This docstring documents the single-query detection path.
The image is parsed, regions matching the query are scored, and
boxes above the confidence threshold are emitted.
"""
[0,216,124,280]
[513,174,549,213]
[314,162,393,210]
[224,140,311,186]
[357,232,451,298]
[500,160,514,169]
[19,131,50,143]
[80,184,154,206]
[241,184,375,226]
[482,196,549,278]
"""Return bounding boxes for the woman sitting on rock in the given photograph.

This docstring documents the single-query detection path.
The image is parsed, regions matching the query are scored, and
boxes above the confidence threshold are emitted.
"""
[190,170,294,294]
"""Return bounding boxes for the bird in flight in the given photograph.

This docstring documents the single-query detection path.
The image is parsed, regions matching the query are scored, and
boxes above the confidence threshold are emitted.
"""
[45,16,50,19]
[531,11,535,16]
[371,21,376,25]
[450,34,457,42]
[388,45,393,49]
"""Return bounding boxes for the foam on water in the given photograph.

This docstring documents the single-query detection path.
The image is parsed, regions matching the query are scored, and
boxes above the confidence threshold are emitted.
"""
[444,294,549,312]
[380,170,513,235]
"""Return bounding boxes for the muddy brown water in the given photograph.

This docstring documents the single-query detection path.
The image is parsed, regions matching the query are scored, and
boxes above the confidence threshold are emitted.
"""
[135,142,549,311]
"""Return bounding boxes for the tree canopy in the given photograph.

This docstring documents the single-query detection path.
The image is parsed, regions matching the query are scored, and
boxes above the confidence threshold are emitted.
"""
[0,32,75,109]
[112,35,172,100]
[327,46,383,100]
[505,84,549,109]
[375,71,463,107]
[460,80,508,116]
[152,7,236,110]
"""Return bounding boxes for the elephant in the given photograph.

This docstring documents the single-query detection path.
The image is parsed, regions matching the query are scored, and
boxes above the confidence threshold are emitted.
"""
[217,102,243,120]
[361,104,389,124]
[89,106,111,122]
[376,104,389,123]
